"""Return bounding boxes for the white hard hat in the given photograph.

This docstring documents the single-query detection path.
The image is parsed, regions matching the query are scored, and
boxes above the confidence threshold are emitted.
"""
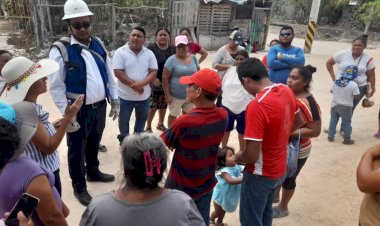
[62,0,94,20]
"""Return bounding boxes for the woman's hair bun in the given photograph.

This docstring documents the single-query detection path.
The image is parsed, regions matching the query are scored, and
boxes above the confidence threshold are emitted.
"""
[305,65,317,74]
[362,34,369,39]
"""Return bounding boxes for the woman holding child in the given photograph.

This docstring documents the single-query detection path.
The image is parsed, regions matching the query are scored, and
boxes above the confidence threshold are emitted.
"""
[272,65,321,218]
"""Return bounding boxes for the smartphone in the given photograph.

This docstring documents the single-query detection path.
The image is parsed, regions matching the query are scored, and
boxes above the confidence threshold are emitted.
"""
[4,193,39,226]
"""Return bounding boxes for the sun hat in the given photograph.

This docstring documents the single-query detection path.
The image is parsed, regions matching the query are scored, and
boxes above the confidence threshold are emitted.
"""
[0,101,38,158]
[179,68,221,95]
[175,35,188,47]
[229,30,243,46]
[0,56,59,104]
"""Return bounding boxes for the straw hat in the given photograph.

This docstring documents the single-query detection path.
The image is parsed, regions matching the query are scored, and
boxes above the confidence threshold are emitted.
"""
[0,101,38,158]
[0,56,59,104]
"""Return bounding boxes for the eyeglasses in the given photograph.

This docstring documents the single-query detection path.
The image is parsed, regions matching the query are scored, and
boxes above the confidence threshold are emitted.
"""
[70,22,91,30]
[280,33,293,37]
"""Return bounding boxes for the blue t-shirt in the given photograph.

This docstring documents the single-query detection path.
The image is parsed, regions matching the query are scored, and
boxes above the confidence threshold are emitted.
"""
[267,45,305,84]
[164,55,198,100]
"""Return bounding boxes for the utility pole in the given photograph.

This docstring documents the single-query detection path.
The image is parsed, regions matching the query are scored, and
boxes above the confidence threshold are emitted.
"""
[304,0,321,53]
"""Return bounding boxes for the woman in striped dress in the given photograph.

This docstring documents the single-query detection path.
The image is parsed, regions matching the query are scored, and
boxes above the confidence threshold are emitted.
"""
[0,56,83,196]
[272,65,322,218]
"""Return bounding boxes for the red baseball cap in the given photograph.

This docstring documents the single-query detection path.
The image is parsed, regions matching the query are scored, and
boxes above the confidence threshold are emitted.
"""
[179,69,221,94]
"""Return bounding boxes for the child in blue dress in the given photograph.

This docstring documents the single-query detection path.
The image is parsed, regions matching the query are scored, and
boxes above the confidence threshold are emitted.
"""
[210,146,243,226]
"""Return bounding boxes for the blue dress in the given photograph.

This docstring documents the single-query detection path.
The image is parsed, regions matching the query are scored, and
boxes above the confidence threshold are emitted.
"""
[212,165,243,212]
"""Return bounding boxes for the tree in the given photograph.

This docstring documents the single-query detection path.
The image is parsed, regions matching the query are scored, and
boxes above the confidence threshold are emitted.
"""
[356,0,380,33]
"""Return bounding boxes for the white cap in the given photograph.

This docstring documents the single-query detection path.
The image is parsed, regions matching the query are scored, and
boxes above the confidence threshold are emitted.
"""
[62,0,94,20]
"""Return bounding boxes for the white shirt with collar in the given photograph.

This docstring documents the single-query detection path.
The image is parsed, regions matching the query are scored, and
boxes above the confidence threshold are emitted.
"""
[112,43,158,101]
[49,35,118,115]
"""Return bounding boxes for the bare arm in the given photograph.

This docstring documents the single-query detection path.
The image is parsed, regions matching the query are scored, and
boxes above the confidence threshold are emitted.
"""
[198,48,208,64]
[366,68,376,97]
[31,96,84,155]
[130,68,157,90]
[26,176,68,226]
[221,172,242,185]
[162,67,173,104]
[291,111,305,133]
[357,143,380,193]
[326,57,337,81]
[114,69,135,87]
[290,120,321,138]
[235,140,261,164]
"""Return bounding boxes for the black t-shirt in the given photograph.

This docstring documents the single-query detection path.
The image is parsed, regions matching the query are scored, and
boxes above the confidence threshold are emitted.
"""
[147,43,176,81]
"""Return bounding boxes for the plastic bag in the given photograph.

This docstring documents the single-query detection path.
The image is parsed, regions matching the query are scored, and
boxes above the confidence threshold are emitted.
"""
[286,129,301,178]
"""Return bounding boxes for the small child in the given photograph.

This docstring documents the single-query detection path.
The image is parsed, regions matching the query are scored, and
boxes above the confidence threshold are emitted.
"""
[327,65,360,145]
[210,146,243,226]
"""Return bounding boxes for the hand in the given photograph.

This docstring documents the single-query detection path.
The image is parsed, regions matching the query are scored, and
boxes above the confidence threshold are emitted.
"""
[369,87,376,97]
[277,52,283,61]
[109,99,120,121]
[3,211,34,226]
[152,78,161,87]
[165,95,173,105]
[64,95,84,118]
[51,118,64,129]
[131,81,145,91]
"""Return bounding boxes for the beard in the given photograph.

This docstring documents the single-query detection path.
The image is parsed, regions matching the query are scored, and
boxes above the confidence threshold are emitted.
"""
[280,40,292,47]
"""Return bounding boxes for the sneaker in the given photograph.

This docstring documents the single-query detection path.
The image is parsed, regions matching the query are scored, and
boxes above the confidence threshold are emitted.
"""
[342,139,355,145]
[74,189,92,206]
[328,137,334,142]
[272,206,289,218]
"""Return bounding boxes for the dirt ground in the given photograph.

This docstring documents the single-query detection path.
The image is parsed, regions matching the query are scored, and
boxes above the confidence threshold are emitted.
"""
[1,29,379,226]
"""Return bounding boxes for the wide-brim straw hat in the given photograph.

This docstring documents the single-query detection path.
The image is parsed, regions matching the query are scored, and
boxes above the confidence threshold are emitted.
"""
[0,56,59,104]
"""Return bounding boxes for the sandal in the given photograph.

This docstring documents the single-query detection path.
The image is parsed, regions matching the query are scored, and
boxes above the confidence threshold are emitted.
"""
[272,206,289,218]
[209,220,216,226]
[156,124,167,131]
[99,144,108,152]
[145,128,153,133]
[374,131,380,139]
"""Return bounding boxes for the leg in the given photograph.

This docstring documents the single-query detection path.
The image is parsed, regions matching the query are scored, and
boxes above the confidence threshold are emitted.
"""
[134,98,150,133]
[221,106,235,147]
[85,103,106,175]
[167,114,176,128]
[236,110,247,151]
[210,201,226,225]
[157,109,167,127]
[194,191,213,226]
[167,97,183,128]
[157,93,168,129]
[146,108,157,130]
[340,106,353,142]
[375,108,380,138]
[328,106,339,141]
[275,158,308,217]
[118,98,134,144]
[240,173,281,226]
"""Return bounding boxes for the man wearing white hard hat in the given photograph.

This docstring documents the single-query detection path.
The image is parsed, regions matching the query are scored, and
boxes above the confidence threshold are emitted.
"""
[48,0,118,206]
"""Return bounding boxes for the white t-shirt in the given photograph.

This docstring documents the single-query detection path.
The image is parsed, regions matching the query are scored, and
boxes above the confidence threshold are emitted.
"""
[113,44,158,101]
[333,50,375,87]
[221,66,253,114]
[331,81,360,107]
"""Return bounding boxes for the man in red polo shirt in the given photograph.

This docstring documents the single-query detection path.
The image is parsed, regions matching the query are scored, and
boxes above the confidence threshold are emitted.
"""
[161,68,228,226]
[235,58,304,226]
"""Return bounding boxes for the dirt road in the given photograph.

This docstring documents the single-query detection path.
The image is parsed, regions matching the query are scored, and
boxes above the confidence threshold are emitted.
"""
[2,29,379,226]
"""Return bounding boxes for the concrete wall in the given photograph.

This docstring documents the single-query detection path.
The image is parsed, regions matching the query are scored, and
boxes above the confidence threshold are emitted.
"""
[198,34,228,51]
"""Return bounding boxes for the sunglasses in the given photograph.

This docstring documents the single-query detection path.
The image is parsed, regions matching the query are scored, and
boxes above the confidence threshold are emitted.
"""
[280,32,293,37]
[70,22,91,30]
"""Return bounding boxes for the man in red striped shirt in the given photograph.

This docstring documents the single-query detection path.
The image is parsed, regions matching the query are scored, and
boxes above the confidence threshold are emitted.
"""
[235,58,304,226]
[161,69,228,226]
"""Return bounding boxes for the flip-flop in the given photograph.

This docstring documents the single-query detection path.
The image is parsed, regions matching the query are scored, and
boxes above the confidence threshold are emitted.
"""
[99,144,108,152]
[272,206,289,218]
[209,220,216,226]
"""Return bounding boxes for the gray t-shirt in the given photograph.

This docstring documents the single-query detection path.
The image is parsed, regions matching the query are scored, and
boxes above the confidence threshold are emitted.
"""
[164,55,198,100]
[79,189,205,226]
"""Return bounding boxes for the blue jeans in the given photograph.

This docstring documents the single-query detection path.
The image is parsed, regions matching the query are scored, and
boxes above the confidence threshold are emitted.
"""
[194,191,212,226]
[240,172,285,226]
[118,98,149,144]
[328,105,353,140]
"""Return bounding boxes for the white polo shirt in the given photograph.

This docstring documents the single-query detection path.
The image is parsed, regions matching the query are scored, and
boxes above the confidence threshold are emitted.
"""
[113,44,158,101]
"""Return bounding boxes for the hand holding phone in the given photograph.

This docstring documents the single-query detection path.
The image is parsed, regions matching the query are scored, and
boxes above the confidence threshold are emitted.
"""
[4,193,39,226]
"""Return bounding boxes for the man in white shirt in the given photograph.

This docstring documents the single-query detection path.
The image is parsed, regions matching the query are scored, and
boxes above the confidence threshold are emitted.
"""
[48,0,119,206]
[113,27,158,144]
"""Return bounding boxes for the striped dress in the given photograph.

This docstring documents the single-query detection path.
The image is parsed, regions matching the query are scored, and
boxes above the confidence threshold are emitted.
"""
[24,103,60,172]
[297,95,321,159]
